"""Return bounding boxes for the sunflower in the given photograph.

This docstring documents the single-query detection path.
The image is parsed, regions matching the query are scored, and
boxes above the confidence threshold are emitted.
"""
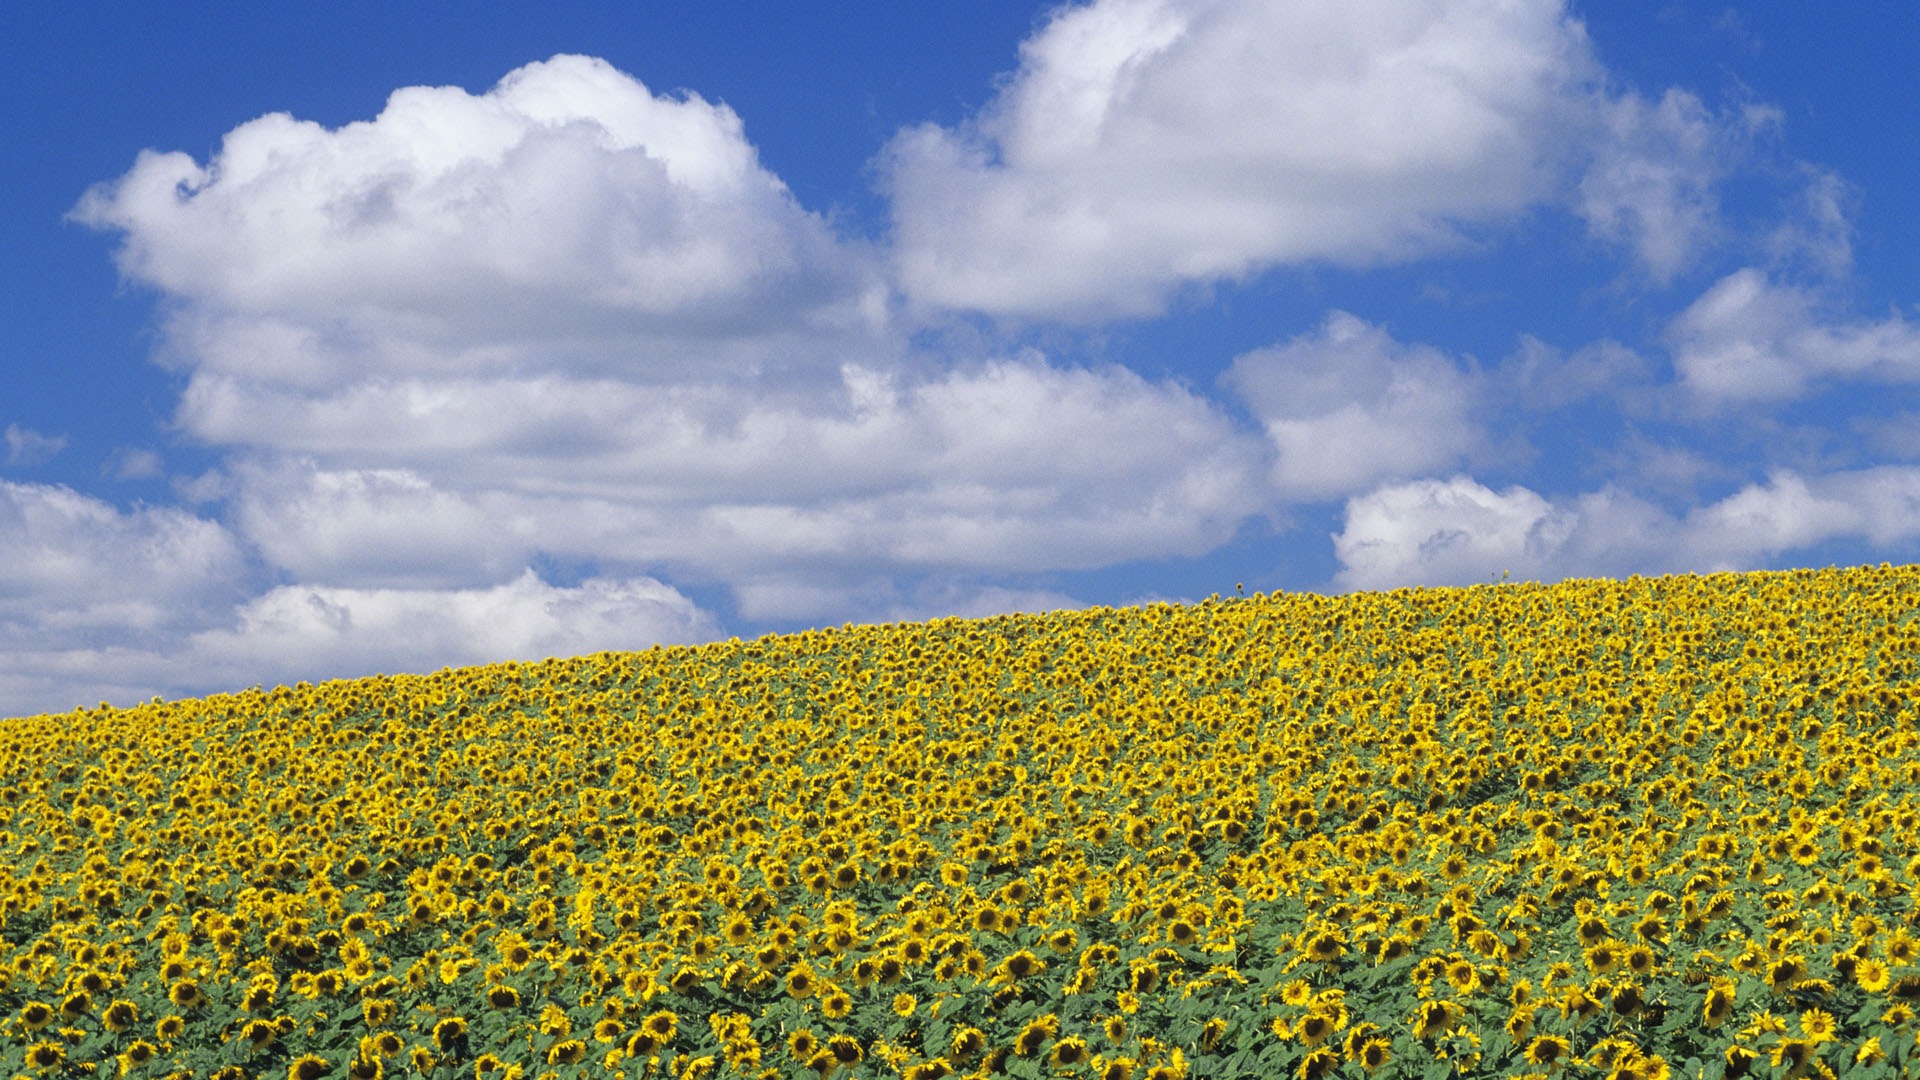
[546,1039,588,1065]
[821,990,853,1020]
[167,980,204,1009]
[238,1017,279,1051]
[1769,1038,1817,1077]
[1722,1046,1759,1078]
[286,1055,329,1080]
[116,1041,159,1072]
[1444,958,1480,993]
[1583,940,1620,975]
[950,1026,987,1059]
[1303,931,1345,964]
[1703,981,1736,1028]
[1355,1037,1392,1073]
[1623,944,1657,977]
[1050,1039,1091,1069]
[346,1056,383,1080]
[1295,1012,1336,1047]
[1298,1047,1341,1079]
[1411,1000,1457,1040]
[1524,1035,1572,1068]
[642,1010,678,1041]
[1798,1007,1837,1043]
[999,950,1046,981]
[1766,955,1808,992]
[19,1001,55,1032]
[1128,961,1161,993]
[431,1016,467,1054]
[1857,959,1892,993]
[828,1035,864,1065]
[1610,982,1645,1017]
[785,965,817,999]
[1014,1015,1060,1057]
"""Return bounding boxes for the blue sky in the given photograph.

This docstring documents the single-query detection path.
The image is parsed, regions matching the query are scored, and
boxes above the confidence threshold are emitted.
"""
[6,2,1920,716]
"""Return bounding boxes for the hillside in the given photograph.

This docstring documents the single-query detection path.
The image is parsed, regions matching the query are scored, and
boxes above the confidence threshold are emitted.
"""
[3,565,1919,1079]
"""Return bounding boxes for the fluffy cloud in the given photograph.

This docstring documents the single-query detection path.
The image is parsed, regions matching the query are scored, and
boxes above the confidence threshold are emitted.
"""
[0,480,248,642]
[1333,467,1920,590]
[1669,269,1920,403]
[0,478,721,718]
[1222,313,1484,501]
[0,480,245,716]
[71,53,888,390]
[185,571,721,689]
[71,52,1272,629]
[883,0,1603,319]
[211,357,1268,616]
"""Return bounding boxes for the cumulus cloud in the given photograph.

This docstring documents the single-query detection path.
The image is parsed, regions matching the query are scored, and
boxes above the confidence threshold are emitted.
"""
[212,356,1268,617]
[68,51,1275,631]
[1222,313,1484,501]
[1332,467,1920,590]
[882,0,1603,320]
[0,476,723,716]
[0,480,246,716]
[0,475,733,717]
[1669,269,1920,403]
[0,480,248,641]
[71,53,888,390]
[185,570,721,689]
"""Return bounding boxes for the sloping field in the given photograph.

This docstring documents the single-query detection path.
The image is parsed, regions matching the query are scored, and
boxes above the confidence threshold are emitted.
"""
[4,565,1919,1079]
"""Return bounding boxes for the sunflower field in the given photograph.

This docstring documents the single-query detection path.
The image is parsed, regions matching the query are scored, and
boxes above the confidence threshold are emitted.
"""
[4,564,1920,1080]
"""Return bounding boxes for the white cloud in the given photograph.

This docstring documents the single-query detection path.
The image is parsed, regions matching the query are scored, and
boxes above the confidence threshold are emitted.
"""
[68,52,1276,629]
[0,480,248,641]
[1499,334,1653,411]
[4,424,67,466]
[0,481,248,717]
[883,0,1602,320]
[1333,475,1578,589]
[107,449,165,480]
[185,570,722,689]
[0,478,729,718]
[71,53,888,391]
[1765,166,1854,279]
[211,357,1269,616]
[1332,466,1920,590]
[1669,268,1920,403]
[1575,89,1774,282]
[1222,312,1483,500]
